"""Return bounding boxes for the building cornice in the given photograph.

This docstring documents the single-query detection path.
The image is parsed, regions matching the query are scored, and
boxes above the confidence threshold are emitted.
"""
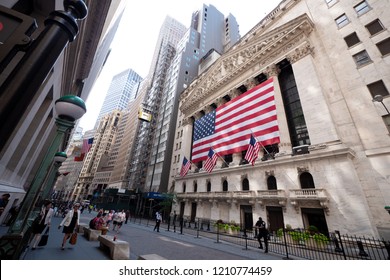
[180,14,314,116]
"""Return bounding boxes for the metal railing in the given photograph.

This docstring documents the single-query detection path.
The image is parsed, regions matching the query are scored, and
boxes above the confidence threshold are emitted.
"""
[129,215,390,260]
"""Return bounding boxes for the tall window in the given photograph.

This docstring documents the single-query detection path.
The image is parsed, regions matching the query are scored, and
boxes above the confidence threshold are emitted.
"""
[207,181,211,192]
[194,182,197,192]
[242,178,249,191]
[344,32,360,48]
[325,0,338,7]
[223,180,228,192]
[376,38,390,56]
[278,59,311,147]
[367,80,389,98]
[300,172,315,189]
[353,50,371,67]
[183,183,186,193]
[335,14,349,29]
[365,19,384,36]
[267,176,277,190]
[354,1,370,16]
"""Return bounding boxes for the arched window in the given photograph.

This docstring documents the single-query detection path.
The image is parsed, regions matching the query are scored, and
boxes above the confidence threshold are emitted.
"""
[223,180,228,192]
[207,181,211,192]
[183,182,186,193]
[194,182,198,192]
[267,176,277,190]
[242,178,249,191]
[300,172,315,189]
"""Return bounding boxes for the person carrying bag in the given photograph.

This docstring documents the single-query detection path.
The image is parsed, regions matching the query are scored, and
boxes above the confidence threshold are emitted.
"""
[69,232,77,245]
[37,227,50,247]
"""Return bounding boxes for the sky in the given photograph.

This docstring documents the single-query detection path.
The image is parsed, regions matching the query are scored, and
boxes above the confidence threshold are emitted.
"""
[78,0,281,131]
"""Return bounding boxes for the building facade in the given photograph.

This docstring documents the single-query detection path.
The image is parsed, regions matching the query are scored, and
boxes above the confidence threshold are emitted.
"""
[0,0,125,225]
[171,0,390,239]
[73,110,122,200]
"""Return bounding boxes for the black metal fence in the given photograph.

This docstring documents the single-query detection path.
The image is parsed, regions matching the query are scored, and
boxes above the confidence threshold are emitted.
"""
[129,215,390,260]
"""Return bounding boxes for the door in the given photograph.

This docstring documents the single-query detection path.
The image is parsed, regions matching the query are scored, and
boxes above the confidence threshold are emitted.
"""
[266,206,284,233]
[240,205,253,230]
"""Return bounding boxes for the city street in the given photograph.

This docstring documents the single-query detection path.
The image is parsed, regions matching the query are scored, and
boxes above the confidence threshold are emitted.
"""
[13,211,282,260]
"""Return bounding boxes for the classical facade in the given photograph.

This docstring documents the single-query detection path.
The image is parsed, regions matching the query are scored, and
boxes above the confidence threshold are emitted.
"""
[171,0,390,239]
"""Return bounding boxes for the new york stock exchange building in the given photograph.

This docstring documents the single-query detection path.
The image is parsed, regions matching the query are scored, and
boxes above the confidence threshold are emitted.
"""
[168,0,390,239]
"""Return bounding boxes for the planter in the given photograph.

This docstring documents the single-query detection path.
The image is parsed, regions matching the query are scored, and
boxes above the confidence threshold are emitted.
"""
[307,238,326,249]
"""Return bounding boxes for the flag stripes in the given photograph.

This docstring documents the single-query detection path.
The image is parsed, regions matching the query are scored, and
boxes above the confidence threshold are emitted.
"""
[191,78,280,163]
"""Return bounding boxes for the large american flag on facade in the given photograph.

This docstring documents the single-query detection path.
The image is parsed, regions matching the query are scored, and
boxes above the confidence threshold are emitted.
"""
[180,156,191,177]
[244,134,260,165]
[191,78,280,163]
[203,148,218,173]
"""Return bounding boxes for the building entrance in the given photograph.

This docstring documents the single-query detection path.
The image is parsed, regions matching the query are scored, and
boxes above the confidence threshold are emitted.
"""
[240,205,253,231]
[266,206,284,233]
[301,208,329,235]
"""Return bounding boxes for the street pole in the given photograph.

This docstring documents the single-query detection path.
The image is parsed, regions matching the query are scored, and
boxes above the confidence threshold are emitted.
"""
[0,0,88,151]
[0,96,86,259]
[8,118,74,234]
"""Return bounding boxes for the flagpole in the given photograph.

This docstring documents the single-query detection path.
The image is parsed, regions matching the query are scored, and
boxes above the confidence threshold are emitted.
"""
[250,129,271,155]
[210,146,229,166]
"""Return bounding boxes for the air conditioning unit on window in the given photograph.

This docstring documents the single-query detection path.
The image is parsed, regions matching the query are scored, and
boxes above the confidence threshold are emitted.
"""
[292,145,310,156]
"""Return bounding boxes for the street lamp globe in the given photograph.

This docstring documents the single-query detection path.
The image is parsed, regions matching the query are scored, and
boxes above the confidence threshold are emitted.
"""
[55,95,86,121]
[54,151,67,163]
[373,95,384,103]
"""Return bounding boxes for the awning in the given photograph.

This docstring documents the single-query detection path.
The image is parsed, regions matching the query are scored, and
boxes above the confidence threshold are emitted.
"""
[0,183,26,194]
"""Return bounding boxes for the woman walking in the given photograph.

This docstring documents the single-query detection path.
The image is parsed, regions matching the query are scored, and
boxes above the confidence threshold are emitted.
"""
[58,203,80,250]
[30,200,54,250]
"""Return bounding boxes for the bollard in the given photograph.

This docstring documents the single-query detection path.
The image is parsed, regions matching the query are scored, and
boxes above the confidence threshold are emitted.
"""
[180,218,184,235]
[383,241,390,260]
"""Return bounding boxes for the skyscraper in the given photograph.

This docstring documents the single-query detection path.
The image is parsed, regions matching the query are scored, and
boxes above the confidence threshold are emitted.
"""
[95,68,142,128]
[147,4,241,194]
[108,16,187,199]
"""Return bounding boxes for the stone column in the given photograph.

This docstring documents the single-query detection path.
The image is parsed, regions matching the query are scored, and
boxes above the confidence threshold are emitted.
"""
[181,116,194,160]
[287,43,339,145]
[264,64,292,155]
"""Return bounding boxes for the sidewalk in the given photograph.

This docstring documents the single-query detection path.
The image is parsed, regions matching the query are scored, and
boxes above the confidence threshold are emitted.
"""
[1,211,283,260]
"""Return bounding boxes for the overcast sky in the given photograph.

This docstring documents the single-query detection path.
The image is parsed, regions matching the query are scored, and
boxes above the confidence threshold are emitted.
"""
[78,0,281,131]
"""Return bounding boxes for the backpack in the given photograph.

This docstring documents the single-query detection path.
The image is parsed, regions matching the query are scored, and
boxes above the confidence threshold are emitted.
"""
[89,217,97,229]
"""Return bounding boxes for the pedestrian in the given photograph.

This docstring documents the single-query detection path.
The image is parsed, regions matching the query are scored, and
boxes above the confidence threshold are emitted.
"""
[255,217,269,253]
[125,209,130,224]
[94,212,109,235]
[30,200,54,250]
[154,211,162,232]
[0,193,10,216]
[58,203,80,250]
[112,209,125,233]
[105,210,114,229]
[172,210,177,226]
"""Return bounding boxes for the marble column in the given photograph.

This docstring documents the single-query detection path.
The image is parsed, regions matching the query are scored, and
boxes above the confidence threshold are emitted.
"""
[287,44,339,145]
[264,64,292,155]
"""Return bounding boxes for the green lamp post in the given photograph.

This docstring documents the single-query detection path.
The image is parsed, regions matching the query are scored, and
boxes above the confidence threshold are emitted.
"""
[0,95,86,259]
[41,151,68,201]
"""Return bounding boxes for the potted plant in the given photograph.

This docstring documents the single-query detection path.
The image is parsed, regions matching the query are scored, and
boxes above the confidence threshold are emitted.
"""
[311,232,329,248]
[288,229,309,244]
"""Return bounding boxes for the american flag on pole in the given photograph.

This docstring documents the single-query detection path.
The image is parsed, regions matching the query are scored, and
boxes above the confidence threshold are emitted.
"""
[244,134,260,165]
[203,148,218,173]
[180,156,191,177]
[75,137,94,161]
[191,78,280,163]
[82,137,94,154]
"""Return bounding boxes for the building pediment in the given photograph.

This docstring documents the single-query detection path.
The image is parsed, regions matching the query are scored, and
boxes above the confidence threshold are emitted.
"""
[180,14,314,116]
